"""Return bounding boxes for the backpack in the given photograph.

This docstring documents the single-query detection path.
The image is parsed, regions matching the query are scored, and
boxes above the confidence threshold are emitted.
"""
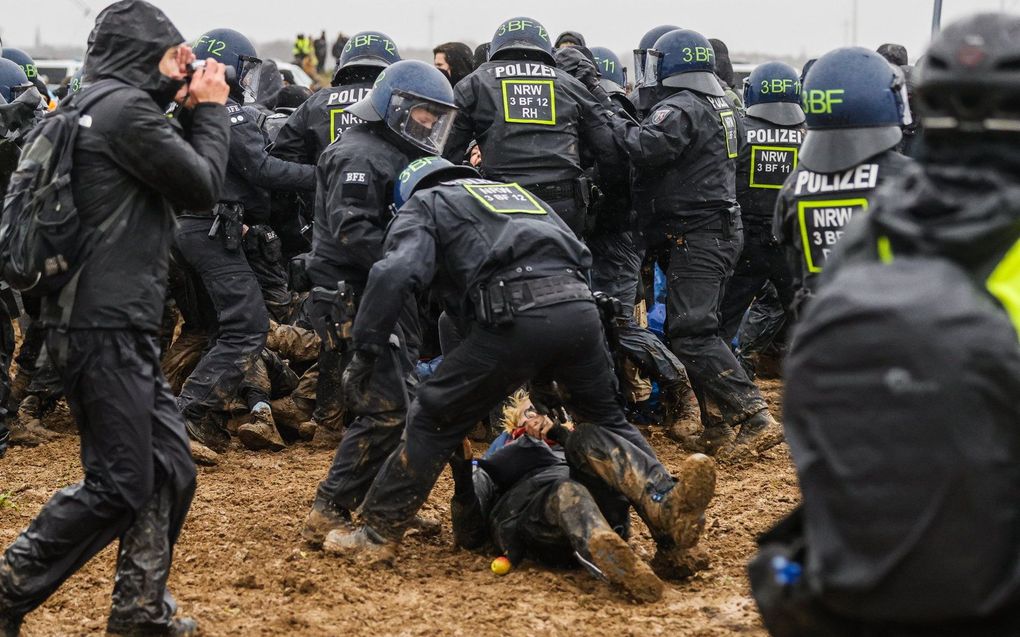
[0,80,129,298]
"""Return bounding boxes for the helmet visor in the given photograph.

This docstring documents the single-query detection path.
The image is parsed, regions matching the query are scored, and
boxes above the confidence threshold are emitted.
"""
[641,49,663,89]
[387,89,458,154]
[238,55,263,104]
[632,49,648,87]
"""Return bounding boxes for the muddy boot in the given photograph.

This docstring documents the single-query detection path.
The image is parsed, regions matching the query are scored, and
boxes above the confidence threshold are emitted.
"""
[183,412,230,454]
[720,410,784,462]
[270,396,314,432]
[106,617,198,636]
[6,370,30,413]
[660,379,698,442]
[237,405,286,452]
[686,423,737,458]
[650,544,711,581]
[9,397,59,447]
[309,421,344,449]
[189,441,219,467]
[587,528,664,603]
[322,525,398,566]
[301,499,352,548]
[407,515,441,539]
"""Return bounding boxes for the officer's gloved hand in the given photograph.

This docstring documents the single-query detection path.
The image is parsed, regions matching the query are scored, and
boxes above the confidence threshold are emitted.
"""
[554,47,614,107]
[342,350,377,410]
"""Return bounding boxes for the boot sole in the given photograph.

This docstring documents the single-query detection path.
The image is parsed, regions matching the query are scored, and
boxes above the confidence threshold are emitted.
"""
[237,425,285,452]
[668,454,717,548]
[588,530,664,603]
[322,530,396,566]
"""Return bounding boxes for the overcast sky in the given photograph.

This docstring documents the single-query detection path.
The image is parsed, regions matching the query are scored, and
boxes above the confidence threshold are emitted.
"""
[4,0,1019,63]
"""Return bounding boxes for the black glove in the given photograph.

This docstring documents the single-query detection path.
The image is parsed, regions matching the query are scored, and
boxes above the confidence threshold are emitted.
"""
[342,350,377,410]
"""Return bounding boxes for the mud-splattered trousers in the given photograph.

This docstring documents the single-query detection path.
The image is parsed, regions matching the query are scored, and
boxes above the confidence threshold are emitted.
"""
[358,300,661,541]
[313,306,418,515]
[0,330,196,631]
[658,225,768,428]
[171,216,269,425]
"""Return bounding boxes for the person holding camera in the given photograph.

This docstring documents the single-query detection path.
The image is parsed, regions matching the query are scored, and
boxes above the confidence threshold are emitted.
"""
[0,1,231,634]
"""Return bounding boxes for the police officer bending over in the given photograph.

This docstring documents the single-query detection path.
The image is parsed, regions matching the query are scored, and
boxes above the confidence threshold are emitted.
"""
[173,28,315,458]
[321,158,692,575]
[609,28,780,458]
[0,1,231,633]
[300,61,458,546]
[442,17,625,237]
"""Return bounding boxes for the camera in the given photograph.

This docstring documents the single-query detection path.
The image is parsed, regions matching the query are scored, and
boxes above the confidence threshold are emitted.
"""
[188,60,236,84]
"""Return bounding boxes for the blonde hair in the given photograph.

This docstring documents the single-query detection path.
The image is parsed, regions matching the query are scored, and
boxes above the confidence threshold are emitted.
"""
[500,389,532,433]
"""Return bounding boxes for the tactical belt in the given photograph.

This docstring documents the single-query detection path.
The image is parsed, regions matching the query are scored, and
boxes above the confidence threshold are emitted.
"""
[473,274,593,327]
[521,179,575,202]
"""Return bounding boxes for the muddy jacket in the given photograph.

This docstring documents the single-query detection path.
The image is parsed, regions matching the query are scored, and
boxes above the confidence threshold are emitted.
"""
[443,60,624,187]
[211,97,314,225]
[610,88,743,231]
[830,145,1020,335]
[736,115,805,225]
[773,149,914,293]
[308,123,412,290]
[271,81,372,165]
[352,177,591,352]
[53,1,229,331]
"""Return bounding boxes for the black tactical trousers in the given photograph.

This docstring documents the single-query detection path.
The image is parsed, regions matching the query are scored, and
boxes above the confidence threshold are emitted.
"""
[173,217,268,424]
[360,300,659,540]
[315,317,417,513]
[589,231,643,315]
[718,227,795,343]
[0,330,196,630]
[244,227,293,323]
[662,227,767,426]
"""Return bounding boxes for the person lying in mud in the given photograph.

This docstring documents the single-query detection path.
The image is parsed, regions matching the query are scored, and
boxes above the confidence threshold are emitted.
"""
[449,390,717,602]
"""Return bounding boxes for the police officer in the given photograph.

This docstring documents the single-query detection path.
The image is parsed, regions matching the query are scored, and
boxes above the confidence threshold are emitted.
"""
[272,31,401,165]
[773,47,915,303]
[591,47,636,118]
[300,61,459,544]
[718,62,805,358]
[173,28,314,457]
[751,15,1020,636]
[631,25,679,119]
[0,1,231,632]
[321,158,685,571]
[609,28,781,458]
[442,17,625,237]
[0,48,48,108]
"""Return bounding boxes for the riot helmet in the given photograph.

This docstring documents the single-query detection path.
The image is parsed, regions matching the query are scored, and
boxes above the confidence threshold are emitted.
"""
[333,31,400,87]
[917,13,1020,137]
[591,46,627,95]
[743,61,805,126]
[346,60,458,155]
[0,58,31,103]
[488,17,554,65]
[1,48,37,84]
[633,25,678,88]
[193,28,263,104]
[799,47,910,172]
[643,28,725,97]
[393,156,478,209]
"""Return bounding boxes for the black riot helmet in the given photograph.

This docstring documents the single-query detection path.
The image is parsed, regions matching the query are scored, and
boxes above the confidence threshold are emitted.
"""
[193,28,262,104]
[488,17,555,65]
[633,25,679,88]
[917,13,1020,137]
[0,58,31,103]
[332,31,400,87]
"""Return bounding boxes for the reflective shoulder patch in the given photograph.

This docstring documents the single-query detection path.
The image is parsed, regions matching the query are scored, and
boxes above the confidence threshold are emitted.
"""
[463,182,547,215]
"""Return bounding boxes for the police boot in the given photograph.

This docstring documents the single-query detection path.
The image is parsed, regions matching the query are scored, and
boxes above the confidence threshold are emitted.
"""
[237,405,286,452]
[9,396,59,447]
[586,529,665,603]
[686,423,738,458]
[721,409,783,461]
[301,499,352,548]
[183,412,230,454]
[106,617,198,636]
[308,421,344,449]
[660,379,698,442]
[322,525,398,566]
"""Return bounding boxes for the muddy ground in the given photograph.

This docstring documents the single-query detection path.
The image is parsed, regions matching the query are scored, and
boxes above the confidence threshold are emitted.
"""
[0,379,797,636]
